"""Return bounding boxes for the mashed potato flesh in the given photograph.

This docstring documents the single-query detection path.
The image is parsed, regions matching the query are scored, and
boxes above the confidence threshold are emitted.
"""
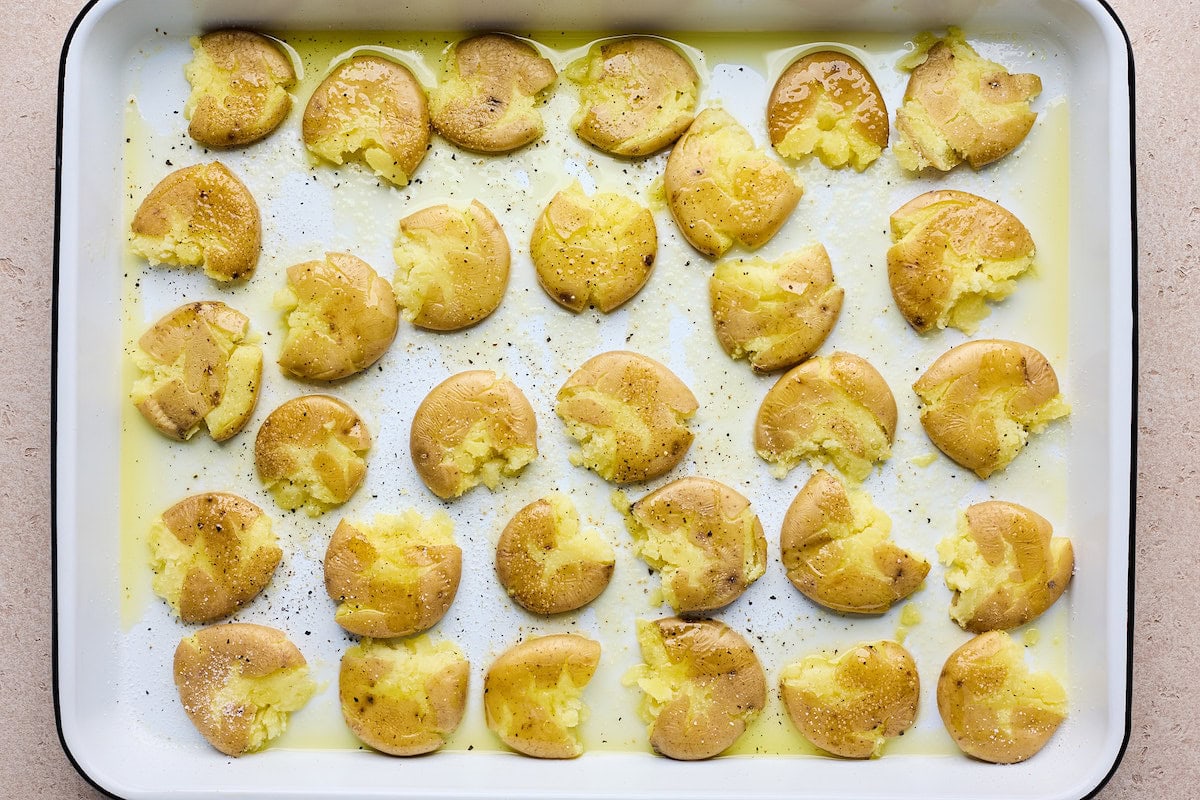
[775,93,883,170]
[444,420,536,492]
[210,666,316,753]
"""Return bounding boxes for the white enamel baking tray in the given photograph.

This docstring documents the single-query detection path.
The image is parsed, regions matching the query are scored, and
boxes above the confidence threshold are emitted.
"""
[54,0,1135,798]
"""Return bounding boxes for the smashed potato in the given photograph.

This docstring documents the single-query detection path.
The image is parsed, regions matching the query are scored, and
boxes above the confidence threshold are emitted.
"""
[130,301,262,442]
[495,494,615,615]
[780,640,919,758]
[937,631,1067,763]
[888,190,1036,334]
[393,201,510,331]
[709,244,843,373]
[755,352,897,481]
[254,394,371,516]
[409,371,538,500]
[184,30,296,148]
[781,470,929,614]
[484,634,601,759]
[625,617,765,760]
[174,623,315,757]
[914,339,1070,478]
[664,108,802,257]
[939,501,1074,632]
[130,161,261,283]
[430,33,556,153]
[567,37,699,157]
[148,492,279,623]
[894,29,1042,172]
[339,635,469,756]
[767,50,888,171]
[530,183,656,313]
[621,477,767,614]
[303,55,430,187]
[556,351,697,484]
[277,252,399,380]
[324,510,461,638]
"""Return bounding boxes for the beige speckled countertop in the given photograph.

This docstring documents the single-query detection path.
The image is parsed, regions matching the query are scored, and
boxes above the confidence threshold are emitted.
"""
[0,0,1190,796]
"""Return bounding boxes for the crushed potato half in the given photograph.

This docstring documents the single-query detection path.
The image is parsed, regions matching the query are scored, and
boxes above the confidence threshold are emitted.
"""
[894,28,1041,172]
[184,30,296,148]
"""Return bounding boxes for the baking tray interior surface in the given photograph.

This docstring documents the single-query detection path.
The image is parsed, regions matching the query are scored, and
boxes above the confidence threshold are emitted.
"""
[54,1,1134,798]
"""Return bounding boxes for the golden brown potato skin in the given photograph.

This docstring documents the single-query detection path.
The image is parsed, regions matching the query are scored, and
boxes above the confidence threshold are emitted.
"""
[781,470,928,614]
[409,370,538,500]
[569,37,699,157]
[709,244,843,373]
[254,394,372,515]
[324,513,461,638]
[302,55,430,187]
[430,33,556,153]
[556,351,697,484]
[626,477,767,614]
[173,623,312,757]
[530,185,657,313]
[495,495,614,615]
[941,501,1074,632]
[914,339,1069,478]
[277,252,399,381]
[484,634,601,759]
[339,637,469,756]
[895,29,1042,172]
[185,30,296,148]
[633,617,766,760]
[888,190,1035,334]
[132,301,261,442]
[779,640,919,758]
[665,108,802,258]
[937,631,1067,763]
[393,200,510,331]
[151,492,280,623]
[767,50,888,171]
[130,161,261,283]
[755,351,897,481]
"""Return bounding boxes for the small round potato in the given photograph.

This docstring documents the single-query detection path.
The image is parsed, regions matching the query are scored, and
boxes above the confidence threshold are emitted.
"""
[755,352,897,481]
[664,108,803,258]
[937,631,1067,763]
[339,635,469,756]
[129,161,261,283]
[622,477,767,614]
[938,501,1074,632]
[277,252,399,381]
[781,470,929,614]
[393,200,510,331]
[779,640,919,758]
[567,37,699,157]
[530,183,656,313]
[149,492,280,623]
[556,351,697,484]
[495,494,615,615]
[913,339,1069,478]
[410,371,538,500]
[484,633,601,759]
[709,244,843,373]
[625,617,766,760]
[303,55,430,187]
[767,50,889,171]
[130,301,262,442]
[254,394,372,516]
[184,30,296,148]
[888,190,1036,334]
[430,33,557,153]
[174,623,316,757]
[894,28,1042,172]
[324,510,461,637]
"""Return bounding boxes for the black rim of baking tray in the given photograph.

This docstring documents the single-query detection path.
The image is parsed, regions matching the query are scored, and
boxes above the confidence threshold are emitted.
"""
[49,1,1139,798]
